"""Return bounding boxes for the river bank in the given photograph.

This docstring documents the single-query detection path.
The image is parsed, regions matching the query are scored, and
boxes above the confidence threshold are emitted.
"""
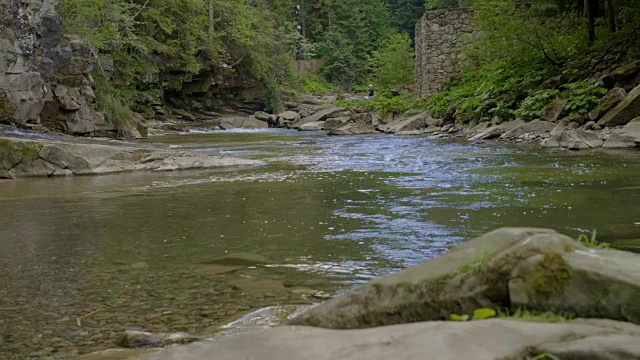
[248,82,640,150]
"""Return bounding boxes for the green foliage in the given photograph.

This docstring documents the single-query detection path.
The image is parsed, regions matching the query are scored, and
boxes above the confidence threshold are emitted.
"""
[562,79,608,115]
[336,93,428,116]
[369,32,415,91]
[514,89,560,120]
[300,75,338,95]
[450,308,497,321]
[422,0,636,123]
[498,307,572,323]
[319,30,359,87]
[302,0,392,86]
[577,229,610,249]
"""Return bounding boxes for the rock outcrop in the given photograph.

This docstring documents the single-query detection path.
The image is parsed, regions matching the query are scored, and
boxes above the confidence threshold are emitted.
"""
[603,117,640,148]
[287,228,640,328]
[541,129,604,149]
[126,319,640,360]
[597,84,640,128]
[0,0,118,136]
[0,136,262,178]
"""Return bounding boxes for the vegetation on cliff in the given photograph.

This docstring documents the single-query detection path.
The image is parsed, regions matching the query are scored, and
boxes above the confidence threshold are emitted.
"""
[423,0,640,121]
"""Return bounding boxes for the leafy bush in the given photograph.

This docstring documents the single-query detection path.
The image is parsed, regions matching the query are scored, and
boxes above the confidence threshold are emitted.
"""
[336,93,428,116]
[300,75,338,95]
[562,79,608,115]
[514,89,560,120]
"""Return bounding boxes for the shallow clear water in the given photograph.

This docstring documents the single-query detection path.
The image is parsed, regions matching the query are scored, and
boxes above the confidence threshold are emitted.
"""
[1,129,639,358]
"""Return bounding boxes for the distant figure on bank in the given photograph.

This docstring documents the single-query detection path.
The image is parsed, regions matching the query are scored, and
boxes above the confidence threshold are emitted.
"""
[368,84,375,98]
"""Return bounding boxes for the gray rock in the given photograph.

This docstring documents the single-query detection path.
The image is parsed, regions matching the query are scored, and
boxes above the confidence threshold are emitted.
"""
[377,112,431,133]
[589,87,626,121]
[287,228,640,329]
[254,111,273,122]
[53,85,84,111]
[299,121,324,131]
[500,120,554,140]
[277,111,300,122]
[541,129,603,149]
[602,60,640,88]
[116,330,199,348]
[464,121,490,137]
[323,116,351,130]
[566,121,580,129]
[603,117,640,148]
[219,117,268,129]
[540,98,568,122]
[584,120,596,130]
[469,119,525,140]
[134,319,640,360]
[294,107,346,128]
[598,84,640,127]
[603,134,636,148]
[0,136,263,178]
[328,113,377,135]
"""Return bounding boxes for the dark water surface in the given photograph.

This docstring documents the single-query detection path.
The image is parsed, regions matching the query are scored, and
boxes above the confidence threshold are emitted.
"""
[1,129,639,358]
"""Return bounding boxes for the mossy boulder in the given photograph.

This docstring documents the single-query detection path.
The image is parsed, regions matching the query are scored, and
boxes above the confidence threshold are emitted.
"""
[287,228,640,329]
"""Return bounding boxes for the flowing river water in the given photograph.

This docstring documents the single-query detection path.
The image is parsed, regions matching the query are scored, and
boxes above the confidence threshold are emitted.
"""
[1,128,639,358]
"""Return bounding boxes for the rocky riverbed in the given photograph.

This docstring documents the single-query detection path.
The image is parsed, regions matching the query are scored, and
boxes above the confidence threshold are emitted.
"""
[250,83,640,150]
[81,227,640,360]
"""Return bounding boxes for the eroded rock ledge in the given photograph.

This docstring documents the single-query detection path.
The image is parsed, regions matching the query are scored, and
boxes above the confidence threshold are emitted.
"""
[0,136,262,178]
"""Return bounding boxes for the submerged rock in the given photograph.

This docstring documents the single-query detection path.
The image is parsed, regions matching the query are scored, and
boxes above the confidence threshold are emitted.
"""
[200,253,269,267]
[136,319,640,360]
[287,228,640,329]
[116,330,200,349]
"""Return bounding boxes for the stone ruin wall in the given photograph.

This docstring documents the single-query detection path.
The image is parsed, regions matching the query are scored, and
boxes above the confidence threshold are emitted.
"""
[415,8,480,98]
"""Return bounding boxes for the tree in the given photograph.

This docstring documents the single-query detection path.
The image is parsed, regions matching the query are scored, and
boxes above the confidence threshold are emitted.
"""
[369,32,414,90]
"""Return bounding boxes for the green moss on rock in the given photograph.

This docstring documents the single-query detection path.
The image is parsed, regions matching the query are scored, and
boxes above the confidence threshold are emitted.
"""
[532,253,572,296]
[0,90,16,123]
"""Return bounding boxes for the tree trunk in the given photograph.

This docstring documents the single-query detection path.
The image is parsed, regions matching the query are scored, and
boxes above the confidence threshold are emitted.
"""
[209,0,215,42]
[606,0,616,33]
[584,0,596,44]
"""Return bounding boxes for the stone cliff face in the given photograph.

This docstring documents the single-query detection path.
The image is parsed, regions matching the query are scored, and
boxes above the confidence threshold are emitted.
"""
[0,0,118,136]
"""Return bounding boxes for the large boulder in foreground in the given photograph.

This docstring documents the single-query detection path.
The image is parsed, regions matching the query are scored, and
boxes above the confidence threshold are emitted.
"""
[131,319,640,360]
[287,228,640,329]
